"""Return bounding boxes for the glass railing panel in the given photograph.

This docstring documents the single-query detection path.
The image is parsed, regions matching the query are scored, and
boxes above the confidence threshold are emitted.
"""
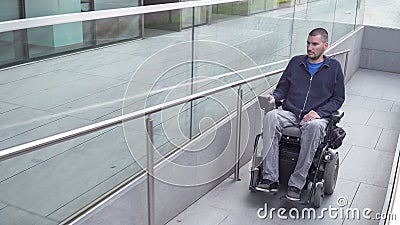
[191,2,287,137]
[122,16,193,169]
[290,0,336,56]
[0,1,26,67]
[0,1,21,21]
[94,0,140,10]
[363,0,399,29]
[0,11,192,151]
[144,9,181,36]
[0,125,144,224]
[181,0,208,29]
[331,0,358,43]
[250,0,266,14]
[0,31,27,66]
[355,0,365,28]
[211,1,249,22]
[96,15,141,45]
[0,0,142,67]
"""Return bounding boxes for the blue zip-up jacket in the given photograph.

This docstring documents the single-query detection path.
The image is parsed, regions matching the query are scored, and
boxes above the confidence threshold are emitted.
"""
[272,55,345,119]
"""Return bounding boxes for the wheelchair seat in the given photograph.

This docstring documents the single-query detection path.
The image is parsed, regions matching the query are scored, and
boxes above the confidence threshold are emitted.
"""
[282,126,301,138]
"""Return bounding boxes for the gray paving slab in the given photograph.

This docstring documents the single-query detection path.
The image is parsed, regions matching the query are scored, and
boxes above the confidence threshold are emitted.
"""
[0,70,90,101]
[0,129,109,182]
[49,163,142,221]
[339,146,394,188]
[101,37,190,58]
[0,115,91,150]
[218,212,279,225]
[360,98,394,112]
[0,62,59,85]
[79,56,148,80]
[375,129,400,153]
[337,144,352,166]
[343,183,387,225]
[367,111,400,131]
[346,69,400,99]
[47,82,142,121]
[390,101,400,113]
[343,123,382,148]
[382,86,400,102]
[167,203,230,225]
[343,94,367,107]
[53,51,133,72]
[0,101,21,114]
[0,201,6,210]
[340,105,374,125]
[0,107,64,145]
[9,76,124,110]
[0,205,58,225]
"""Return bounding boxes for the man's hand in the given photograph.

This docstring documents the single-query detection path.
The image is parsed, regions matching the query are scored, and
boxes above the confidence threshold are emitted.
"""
[303,110,320,122]
[266,94,275,104]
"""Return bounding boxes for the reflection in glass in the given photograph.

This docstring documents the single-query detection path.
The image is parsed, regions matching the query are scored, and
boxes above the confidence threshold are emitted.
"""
[0,0,26,66]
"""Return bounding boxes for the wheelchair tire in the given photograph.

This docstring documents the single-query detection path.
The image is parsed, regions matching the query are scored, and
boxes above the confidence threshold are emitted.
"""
[323,153,339,195]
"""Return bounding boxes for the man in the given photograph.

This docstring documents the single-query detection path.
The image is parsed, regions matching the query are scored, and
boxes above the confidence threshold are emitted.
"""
[258,28,345,201]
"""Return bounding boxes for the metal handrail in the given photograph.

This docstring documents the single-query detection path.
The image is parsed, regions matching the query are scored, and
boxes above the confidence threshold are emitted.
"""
[0,49,350,161]
[0,0,242,33]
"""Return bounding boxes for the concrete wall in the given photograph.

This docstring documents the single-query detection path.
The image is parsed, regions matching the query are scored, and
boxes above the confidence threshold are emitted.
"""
[360,26,400,74]
[326,26,365,84]
[77,100,263,225]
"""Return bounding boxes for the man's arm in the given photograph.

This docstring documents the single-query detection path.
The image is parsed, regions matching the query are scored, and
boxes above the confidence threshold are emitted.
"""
[272,58,293,101]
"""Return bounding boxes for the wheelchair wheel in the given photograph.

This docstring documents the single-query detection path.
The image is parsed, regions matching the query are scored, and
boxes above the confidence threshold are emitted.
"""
[311,182,324,208]
[323,153,339,195]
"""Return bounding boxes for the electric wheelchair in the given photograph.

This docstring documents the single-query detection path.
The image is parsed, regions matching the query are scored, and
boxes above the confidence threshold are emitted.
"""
[249,95,345,208]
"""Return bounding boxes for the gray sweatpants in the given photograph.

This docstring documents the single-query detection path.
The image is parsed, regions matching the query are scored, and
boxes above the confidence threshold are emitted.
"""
[262,108,328,189]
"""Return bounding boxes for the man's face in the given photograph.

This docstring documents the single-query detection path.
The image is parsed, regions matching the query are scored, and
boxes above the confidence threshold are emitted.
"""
[307,35,328,61]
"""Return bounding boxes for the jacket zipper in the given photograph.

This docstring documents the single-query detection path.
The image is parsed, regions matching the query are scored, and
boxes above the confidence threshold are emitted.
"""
[299,76,313,119]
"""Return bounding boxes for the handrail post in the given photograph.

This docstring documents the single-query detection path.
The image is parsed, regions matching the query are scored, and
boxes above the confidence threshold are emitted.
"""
[146,115,155,225]
[234,86,243,181]
[344,51,349,78]
[140,0,145,38]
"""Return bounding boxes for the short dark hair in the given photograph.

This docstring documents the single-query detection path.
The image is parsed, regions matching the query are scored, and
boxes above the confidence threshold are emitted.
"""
[309,28,328,43]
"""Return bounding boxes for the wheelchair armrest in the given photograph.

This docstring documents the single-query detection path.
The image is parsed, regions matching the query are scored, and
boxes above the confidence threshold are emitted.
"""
[329,110,344,123]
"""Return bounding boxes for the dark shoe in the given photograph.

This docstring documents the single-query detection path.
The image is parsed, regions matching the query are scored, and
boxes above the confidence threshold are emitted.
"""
[286,186,301,201]
[258,179,279,192]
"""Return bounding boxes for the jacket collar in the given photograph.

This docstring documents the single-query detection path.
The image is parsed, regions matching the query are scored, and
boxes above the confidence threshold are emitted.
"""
[299,55,331,68]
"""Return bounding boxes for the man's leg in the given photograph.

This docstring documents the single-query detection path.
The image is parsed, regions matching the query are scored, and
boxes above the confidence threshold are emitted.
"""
[287,118,328,190]
[262,109,297,182]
